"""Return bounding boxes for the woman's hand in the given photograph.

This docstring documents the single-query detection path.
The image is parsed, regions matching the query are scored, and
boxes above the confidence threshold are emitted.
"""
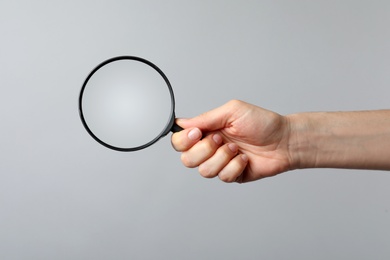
[171,100,293,183]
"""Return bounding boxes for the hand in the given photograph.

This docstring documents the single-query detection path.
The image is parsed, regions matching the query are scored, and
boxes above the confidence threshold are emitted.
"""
[171,100,293,183]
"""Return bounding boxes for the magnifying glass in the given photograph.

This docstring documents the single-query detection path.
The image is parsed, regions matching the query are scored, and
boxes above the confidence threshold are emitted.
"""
[79,56,183,152]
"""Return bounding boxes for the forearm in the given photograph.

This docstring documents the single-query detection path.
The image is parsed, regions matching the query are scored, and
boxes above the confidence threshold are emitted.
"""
[287,110,390,170]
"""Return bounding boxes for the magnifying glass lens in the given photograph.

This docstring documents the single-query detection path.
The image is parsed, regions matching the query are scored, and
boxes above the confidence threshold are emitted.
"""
[79,57,177,151]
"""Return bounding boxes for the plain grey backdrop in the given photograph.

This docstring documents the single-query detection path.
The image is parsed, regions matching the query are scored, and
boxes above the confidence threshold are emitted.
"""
[1,1,389,259]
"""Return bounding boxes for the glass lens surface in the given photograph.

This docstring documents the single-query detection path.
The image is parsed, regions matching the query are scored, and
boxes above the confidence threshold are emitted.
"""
[81,58,173,150]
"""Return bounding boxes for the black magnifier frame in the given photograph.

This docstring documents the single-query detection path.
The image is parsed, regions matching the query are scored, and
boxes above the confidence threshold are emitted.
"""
[79,56,182,152]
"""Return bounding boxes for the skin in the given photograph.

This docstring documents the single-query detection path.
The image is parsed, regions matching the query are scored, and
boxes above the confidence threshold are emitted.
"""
[171,100,390,183]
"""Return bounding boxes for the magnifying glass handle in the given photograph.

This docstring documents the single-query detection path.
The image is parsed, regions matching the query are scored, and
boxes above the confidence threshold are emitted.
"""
[171,123,184,133]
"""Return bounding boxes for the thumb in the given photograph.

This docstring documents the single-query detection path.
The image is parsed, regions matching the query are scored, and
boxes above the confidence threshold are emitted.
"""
[176,102,234,132]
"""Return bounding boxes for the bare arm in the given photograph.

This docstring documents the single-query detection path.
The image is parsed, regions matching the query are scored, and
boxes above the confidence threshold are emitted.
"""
[171,100,390,183]
[288,110,390,171]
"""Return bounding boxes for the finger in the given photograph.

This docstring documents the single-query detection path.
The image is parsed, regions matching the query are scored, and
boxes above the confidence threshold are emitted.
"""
[218,154,249,183]
[176,100,245,132]
[180,133,223,168]
[198,143,240,179]
[171,127,202,152]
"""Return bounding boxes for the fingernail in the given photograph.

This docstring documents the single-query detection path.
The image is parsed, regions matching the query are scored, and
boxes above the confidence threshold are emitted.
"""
[228,143,238,153]
[213,134,222,145]
[188,128,201,141]
[241,154,249,163]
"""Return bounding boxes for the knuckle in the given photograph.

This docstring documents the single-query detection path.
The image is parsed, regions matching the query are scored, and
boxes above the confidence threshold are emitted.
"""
[227,99,244,108]
[201,139,215,153]
[218,158,244,183]
[218,173,235,183]
[198,164,215,178]
[171,134,186,152]
[181,153,196,168]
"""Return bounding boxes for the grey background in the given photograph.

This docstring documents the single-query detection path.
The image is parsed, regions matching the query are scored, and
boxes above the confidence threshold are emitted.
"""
[1,1,389,259]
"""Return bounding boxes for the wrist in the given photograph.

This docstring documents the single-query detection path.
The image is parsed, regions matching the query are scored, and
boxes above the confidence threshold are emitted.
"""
[286,113,321,170]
